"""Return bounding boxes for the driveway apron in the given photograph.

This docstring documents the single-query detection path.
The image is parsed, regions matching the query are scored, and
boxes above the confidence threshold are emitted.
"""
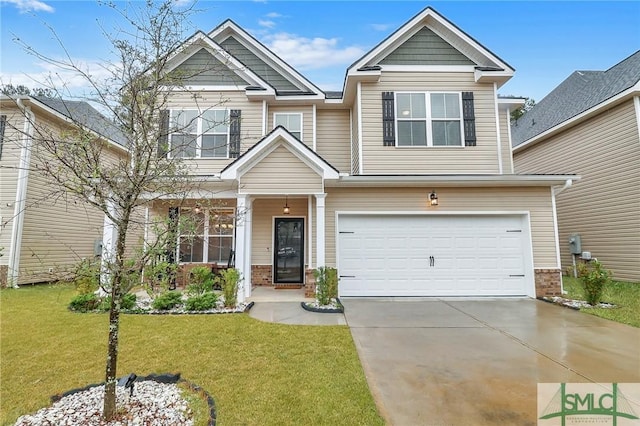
[342,298,640,426]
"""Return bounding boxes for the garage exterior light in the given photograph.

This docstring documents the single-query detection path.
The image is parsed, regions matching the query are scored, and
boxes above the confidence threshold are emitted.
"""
[429,191,438,206]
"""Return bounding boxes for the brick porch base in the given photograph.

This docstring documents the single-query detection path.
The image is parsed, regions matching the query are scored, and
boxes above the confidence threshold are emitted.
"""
[534,268,562,297]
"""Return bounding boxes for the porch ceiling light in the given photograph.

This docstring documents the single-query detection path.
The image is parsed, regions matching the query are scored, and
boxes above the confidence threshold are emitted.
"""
[283,196,290,215]
[429,190,438,206]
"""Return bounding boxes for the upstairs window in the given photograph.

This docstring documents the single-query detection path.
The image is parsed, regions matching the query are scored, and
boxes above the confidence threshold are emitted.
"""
[170,109,229,158]
[395,92,463,147]
[274,113,302,140]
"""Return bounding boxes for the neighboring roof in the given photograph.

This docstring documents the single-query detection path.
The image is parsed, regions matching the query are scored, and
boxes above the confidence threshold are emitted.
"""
[32,97,129,147]
[324,91,344,99]
[512,50,640,147]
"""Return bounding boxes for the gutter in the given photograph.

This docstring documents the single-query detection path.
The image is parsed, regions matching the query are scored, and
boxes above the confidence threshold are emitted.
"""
[551,178,574,295]
[8,99,35,288]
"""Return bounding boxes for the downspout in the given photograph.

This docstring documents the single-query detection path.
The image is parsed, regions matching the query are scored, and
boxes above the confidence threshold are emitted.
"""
[8,99,35,288]
[551,179,573,294]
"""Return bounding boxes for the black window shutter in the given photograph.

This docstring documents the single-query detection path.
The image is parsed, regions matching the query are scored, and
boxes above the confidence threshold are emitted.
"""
[167,207,180,264]
[0,115,6,160]
[382,92,395,146]
[462,92,476,147]
[158,110,170,158]
[229,109,241,158]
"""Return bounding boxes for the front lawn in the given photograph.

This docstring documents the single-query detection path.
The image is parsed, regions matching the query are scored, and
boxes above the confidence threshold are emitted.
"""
[562,276,640,327]
[0,284,383,426]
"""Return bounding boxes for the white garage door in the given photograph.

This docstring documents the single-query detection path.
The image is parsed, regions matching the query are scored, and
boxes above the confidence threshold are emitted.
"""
[337,214,530,297]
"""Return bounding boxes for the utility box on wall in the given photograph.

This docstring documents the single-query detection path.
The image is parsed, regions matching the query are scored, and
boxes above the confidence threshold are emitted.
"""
[568,234,582,255]
[94,239,103,257]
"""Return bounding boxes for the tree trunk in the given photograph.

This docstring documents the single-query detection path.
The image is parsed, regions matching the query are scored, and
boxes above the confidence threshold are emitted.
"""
[103,215,130,421]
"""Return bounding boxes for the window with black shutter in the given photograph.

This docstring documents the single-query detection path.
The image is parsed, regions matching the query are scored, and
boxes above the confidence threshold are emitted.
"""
[382,92,395,146]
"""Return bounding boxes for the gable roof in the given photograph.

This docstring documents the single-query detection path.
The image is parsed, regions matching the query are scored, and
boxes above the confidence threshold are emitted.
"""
[209,20,325,98]
[31,97,129,147]
[348,6,514,76]
[512,50,640,148]
[220,126,339,180]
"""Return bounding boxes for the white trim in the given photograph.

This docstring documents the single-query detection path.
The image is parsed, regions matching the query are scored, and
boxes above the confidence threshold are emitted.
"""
[262,100,267,136]
[315,194,326,268]
[307,195,313,268]
[8,100,34,287]
[550,190,562,270]
[349,108,354,175]
[380,65,476,73]
[312,104,317,151]
[505,108,515,173]
[513,83,640,154]
[494,83,503,174]
[235,195,248,302]
[335,211,535,298]
[243,197,253,298]
[634,96,640,145]
[329,174,579,187]
[182,85,247,92]
[357,82,363,174]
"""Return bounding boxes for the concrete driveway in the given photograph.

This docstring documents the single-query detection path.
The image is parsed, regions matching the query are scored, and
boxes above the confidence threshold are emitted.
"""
[342,298,640,426]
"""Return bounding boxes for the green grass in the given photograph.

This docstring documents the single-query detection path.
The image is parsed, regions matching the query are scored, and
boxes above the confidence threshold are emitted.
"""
[562,276,640,327]
[0,284,383,426]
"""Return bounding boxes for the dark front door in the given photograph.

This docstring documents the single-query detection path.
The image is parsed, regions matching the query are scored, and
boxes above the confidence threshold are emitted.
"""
[274,218,305,283]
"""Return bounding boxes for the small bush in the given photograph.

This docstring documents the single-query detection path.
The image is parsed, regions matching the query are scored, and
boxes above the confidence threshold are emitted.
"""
[69,293,101,312]
[184,292,218,311]
[99,293,137,311]
[152,291,183,310]
[219,268,241,308]
[578,260,611,305]
[314,267,338,306]
[74,259,100,295]
[144,261,177,297]
[186,266,214,297]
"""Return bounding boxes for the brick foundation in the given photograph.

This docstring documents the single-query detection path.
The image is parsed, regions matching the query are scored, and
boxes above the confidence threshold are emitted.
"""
[305,268,315,298]
[534,268,562,298]
[251,265,273,286]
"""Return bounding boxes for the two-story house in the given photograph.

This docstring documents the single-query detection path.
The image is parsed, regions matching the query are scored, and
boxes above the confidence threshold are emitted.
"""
[139,7,575,301]
[0,96,129,286]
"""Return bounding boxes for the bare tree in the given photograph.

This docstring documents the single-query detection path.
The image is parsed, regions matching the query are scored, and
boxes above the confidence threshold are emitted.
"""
[6,0,229,419]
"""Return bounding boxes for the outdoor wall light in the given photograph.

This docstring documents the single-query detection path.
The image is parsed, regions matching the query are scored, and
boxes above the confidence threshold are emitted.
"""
[194,203,202,214]
[429,191,438,206]
[283,196,290,215]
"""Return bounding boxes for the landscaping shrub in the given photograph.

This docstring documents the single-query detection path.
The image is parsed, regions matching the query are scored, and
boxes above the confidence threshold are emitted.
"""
[313,267,338,306]
[218,268,241,308]
[73,259,100,295]
[152,291,183,310]
[143,260,177,297]
[186,266,214,296]
[184,292,218,311]
[69,293,101,312]
[577,260,611,305]
[99,293,137,311]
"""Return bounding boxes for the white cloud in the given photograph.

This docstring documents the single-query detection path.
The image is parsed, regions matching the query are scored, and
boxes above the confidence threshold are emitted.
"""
[371,23,392,32]
[1,0,54,13]
[259,19,276,29]
[265,12,282,18]
[263,32,365,70]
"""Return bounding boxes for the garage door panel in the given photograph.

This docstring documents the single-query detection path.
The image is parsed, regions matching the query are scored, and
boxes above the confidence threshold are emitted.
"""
[338,214,529,297]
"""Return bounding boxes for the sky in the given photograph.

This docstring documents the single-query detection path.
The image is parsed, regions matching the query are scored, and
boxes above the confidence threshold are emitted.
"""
[0,1,639,102]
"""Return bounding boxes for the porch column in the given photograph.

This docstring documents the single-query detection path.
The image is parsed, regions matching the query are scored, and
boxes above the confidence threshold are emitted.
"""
[243,197,253,299]
[315,193,326,268]
[100,200,118,295]
[235,194,248,303]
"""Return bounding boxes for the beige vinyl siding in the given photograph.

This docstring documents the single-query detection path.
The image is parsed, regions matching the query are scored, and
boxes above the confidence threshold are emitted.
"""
[352,103,360,174]
[514,100,640,281]
[316,109,351,173]
[360,72,500,174]
[323,186,556,268]
[239,145,323,194]
[250,197,309,265]
[499,107,514,173]
[0,107,23,266]
[167,91,264,175]
[267,105,314,148]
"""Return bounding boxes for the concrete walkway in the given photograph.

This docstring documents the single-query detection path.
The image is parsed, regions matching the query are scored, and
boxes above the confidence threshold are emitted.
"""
[342,297,640,426]
[247,287,346,325]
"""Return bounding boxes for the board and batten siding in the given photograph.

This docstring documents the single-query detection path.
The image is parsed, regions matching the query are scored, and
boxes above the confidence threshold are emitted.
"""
[250,197,310,265]
[360,72,500,174]
[267,105,314,149]
[239,145,323,194]
[167,91,263,175]
[0,106,24,273]
[323,186,557,269]
[316,109,351,173]
[514,100,640,281]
